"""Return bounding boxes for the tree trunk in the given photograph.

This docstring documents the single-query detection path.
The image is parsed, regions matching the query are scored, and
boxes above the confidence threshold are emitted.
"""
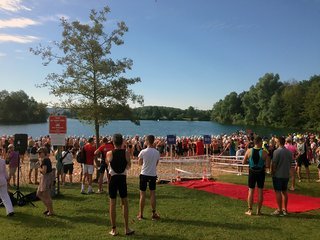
[95,120,100,149]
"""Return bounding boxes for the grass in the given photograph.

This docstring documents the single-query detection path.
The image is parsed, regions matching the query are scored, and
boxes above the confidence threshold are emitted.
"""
[0,167,320,240]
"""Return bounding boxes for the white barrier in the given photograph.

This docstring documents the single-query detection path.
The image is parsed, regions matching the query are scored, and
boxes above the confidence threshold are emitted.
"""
[127,155,212,181]
[211,155,249,175]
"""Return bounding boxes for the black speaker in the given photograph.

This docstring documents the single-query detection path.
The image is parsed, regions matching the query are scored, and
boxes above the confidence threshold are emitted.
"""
[14,134,28,154]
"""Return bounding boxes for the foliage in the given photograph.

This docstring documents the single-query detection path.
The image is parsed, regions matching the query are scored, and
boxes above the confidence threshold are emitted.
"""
[30,6,143,143]
[133,106,211,121]
[211,73,320,130]
[0,90,48,124]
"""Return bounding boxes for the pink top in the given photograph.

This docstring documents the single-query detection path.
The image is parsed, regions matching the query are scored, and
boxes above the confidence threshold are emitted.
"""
[285,143,297,159]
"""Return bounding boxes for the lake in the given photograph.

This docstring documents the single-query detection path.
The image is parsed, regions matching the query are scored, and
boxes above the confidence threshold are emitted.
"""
[0,119,293,138]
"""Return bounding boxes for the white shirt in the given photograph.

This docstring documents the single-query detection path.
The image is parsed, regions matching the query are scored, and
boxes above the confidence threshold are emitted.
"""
[138,147,160,177]
[62,151,73,165]
[0,159,8,186]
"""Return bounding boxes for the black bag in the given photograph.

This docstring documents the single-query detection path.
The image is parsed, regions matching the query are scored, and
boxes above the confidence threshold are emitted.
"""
[76,147,86,164]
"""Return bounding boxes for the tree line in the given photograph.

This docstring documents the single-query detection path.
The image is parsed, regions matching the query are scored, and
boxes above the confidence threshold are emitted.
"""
[133,106,211,121]
[211,73,320,131]
[0,90,48,124]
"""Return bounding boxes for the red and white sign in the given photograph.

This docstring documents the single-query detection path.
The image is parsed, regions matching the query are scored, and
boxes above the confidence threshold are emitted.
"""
[49,115,67,134]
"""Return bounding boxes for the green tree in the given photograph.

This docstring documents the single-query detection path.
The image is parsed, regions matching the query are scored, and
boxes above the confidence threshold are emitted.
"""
[0,90,48,123]
[30,6,143,144]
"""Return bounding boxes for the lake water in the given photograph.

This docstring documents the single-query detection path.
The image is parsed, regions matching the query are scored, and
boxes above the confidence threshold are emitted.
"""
[0,119,292,138]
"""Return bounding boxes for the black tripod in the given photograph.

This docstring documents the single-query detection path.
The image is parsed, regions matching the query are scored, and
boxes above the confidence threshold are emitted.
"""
[13,151,36,207]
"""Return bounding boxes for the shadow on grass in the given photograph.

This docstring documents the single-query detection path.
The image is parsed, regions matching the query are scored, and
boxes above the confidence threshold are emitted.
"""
[161,217,280,231]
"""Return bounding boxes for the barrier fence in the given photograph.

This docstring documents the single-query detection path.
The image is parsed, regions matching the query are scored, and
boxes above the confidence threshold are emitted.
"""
[211,155,249,175]
[127,155,211,181]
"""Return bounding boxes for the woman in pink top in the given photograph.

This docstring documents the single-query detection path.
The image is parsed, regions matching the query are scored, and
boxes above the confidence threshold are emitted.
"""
[285,137,298,191]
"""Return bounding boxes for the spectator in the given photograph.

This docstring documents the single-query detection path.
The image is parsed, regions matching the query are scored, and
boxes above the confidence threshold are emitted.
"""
[28,142,40,184]
[106,134,134,236]
[0,149,14,216]
[137,135,161,221]
[62,147,74,184]
[271,136,292,216]
[81,137,96,194]
[242,136,270,216]
[6,144,19,187]
[37,147,54,216]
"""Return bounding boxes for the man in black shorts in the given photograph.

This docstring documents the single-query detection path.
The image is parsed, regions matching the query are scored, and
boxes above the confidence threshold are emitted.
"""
[106,134,134,236]
[242,136,270,216]
[137,135,161,220]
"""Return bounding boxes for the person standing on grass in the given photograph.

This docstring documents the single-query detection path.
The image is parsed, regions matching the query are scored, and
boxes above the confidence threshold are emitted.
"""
[270,136,292,216]
[37,147,54,216]
[94,137,114,193]
[137,135,161,221]
[0,149,14,217]
[296,137,310,182]
[81,137,96,194]
[106,134,134,236]
[242,136,270,216]
[284,137,298,191]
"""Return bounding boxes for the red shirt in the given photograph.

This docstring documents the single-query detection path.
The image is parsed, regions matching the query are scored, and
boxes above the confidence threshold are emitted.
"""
[196,140,204,155]
[97,143,114,161]
[84,143,96,165]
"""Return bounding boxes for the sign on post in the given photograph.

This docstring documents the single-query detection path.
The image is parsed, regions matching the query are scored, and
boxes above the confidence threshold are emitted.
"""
[203,135,211,145]
[49,115,67,146]
[167,135,176,145]
[49,115,67,134]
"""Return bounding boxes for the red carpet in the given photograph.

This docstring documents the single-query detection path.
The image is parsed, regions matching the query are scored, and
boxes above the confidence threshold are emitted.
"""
[171,180,320,213]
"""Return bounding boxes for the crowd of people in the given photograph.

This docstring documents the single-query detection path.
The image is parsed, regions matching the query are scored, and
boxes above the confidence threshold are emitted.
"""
[1,131,320,232]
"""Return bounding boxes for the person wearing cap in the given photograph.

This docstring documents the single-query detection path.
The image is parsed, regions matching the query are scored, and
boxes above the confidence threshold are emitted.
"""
[0,148,14,217]
[37,147,54,216]
[6,144,19,187]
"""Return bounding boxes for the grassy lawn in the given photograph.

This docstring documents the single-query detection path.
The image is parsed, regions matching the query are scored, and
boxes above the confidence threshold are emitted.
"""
[1,169,319,240]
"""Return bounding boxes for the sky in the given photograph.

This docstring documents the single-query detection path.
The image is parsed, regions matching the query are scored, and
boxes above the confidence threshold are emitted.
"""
[0,0,320,110]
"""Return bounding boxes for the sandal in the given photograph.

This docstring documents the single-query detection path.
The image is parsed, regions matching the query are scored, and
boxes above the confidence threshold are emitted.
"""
[125,229,135,236]
[109,227,118,236]
[137,215,144,221]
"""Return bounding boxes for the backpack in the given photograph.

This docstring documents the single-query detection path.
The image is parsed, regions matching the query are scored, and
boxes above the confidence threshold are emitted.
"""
[110,150,127,174]
[76,147,86,164]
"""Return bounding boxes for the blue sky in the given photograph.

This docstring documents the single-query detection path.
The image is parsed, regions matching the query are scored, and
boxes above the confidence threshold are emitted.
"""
[0,0,320,110]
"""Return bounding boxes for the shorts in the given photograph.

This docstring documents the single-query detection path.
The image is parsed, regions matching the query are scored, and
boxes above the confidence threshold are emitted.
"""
[248,170,265,189]
[30,161,40,170]
[139,174,157,191]
[82,164,94,175]
[63,164,74,174]
[99,163,108,174]
[9,167,18,175]
[272,177,289,192]
[109,175,127,199]
[297,156,309,168]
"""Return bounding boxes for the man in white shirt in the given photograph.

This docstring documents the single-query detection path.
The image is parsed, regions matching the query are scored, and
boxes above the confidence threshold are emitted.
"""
[137,135,160,221]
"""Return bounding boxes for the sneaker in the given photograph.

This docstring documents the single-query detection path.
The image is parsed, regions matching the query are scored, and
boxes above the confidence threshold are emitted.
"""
[298,179,302,183]
[271,209,284,216]
[152,212,160,220]
[245,209,252,216]
[7,212,14,217]
[316,179,320,183]
[97,189,104,194]
[87,189,94,194]
[289,187,295,191]
[80,189,86,194]
[282,210,288,216]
